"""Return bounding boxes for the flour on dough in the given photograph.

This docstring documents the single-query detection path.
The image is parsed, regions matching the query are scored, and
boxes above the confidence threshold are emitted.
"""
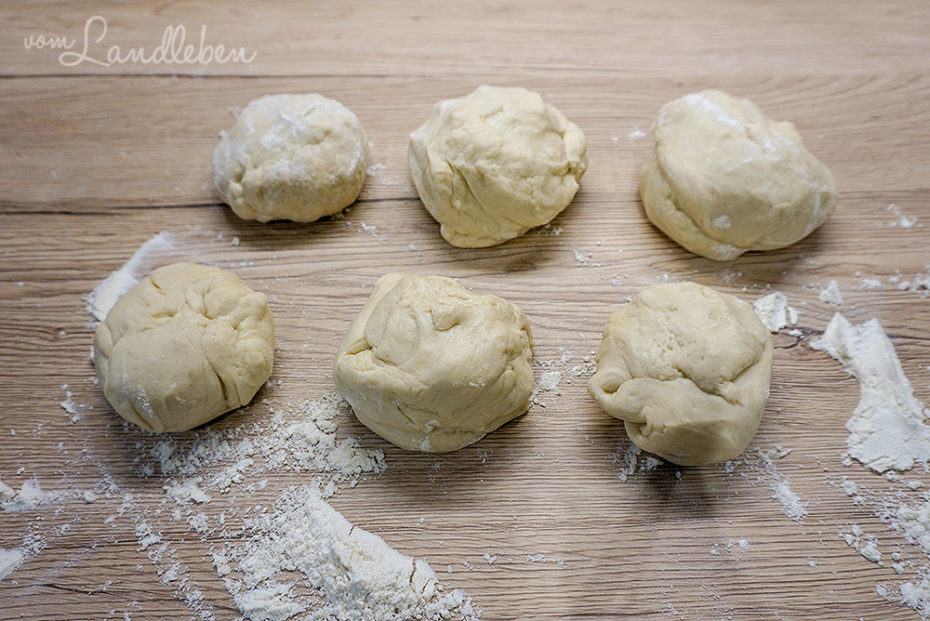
[640,90,837,260]
[409,85,587,247]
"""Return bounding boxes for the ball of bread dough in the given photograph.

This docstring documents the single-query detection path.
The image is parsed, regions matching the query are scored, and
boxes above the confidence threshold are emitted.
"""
[587,282,773,466]
[640,90,837,261]
[213,93,368,223]
[334,273,534,452]
[409,85,587,247]
[93,263,275,433]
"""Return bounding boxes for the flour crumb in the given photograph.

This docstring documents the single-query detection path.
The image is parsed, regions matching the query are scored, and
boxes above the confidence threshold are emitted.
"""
[0,477,61,512]
[59,397,82,423]
[753,291,799,332]
[573,249,600,268]
[0,548,25,581]
[164,477,212,505]
[135,521,162,552]
[819,280,844,307]
[724,538,751,553]
[811,314,930,473]
[843,526,882,564]
[539,370,562,395]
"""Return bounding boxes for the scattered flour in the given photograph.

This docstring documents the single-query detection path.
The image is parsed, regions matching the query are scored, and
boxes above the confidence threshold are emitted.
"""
[887,204,919,229]
[227,485,479,621]
[811,314,930,473]
[525,554,566,568]
[819,280,844,307]
[725,448,808,522]
[530,347,595,407]
[609,441,664,482]
[719,538,751,554]
[573,249,600,268]
[85,232,175,322]
[146,394,385,492]
[753,291,799,333]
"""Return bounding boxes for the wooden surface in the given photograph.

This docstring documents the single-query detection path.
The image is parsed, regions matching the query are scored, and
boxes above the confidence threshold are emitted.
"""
[1,1,929,619]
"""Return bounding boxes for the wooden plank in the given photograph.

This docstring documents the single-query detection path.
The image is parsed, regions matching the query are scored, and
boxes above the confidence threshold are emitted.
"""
[3,0,929,77]
[1,74,929,209]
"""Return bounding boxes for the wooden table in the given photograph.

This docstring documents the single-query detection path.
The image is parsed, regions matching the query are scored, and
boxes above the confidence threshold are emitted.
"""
[2,1,929,619]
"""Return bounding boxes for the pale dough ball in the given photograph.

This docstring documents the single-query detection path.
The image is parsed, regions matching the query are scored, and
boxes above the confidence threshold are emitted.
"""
[640,90,837,260]
[587,282,773,466]
[409,85,587,247]
[213,93,368,223]
[93,263,275,433]
[334,273,534,452]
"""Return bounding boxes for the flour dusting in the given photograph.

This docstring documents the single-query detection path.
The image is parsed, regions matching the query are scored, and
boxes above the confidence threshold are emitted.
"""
[819,280,843,307]
[0,548,25,581]
[811,314,930,473]
[85,232,175,322]
[225,485,479,621]
[725,447,808,521]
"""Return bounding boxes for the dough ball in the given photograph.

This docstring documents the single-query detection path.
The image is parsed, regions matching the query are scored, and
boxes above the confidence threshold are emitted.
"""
[213,93,368,223]
[587,282,772,466]
[640,90,836,261]
[409,85,587,247]
[93,263,275,433]
[334,273,534,452]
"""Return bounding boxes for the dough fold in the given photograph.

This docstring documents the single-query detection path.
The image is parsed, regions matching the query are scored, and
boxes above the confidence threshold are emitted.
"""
[587,282,773,466]
[334,273,534,452]
[93,263,275,432]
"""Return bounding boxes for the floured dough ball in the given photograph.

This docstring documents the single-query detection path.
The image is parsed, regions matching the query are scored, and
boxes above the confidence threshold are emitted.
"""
[334,273,534,452]
[587,282,773,466]
[213,93,368,223]
[640,90,836,260]
[93,263,275,433]
[409,85,587,247]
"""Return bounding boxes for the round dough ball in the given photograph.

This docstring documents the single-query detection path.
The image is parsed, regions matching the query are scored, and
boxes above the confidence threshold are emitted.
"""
[334,273,534,452]
[587,282,773,466]
[640,90,837,261]
[93,263,275,433]
[213,93,368,223]
[409,85,587,247]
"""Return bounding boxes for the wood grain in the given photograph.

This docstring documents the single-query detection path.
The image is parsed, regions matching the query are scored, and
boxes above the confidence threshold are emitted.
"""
[1,1,929,620]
